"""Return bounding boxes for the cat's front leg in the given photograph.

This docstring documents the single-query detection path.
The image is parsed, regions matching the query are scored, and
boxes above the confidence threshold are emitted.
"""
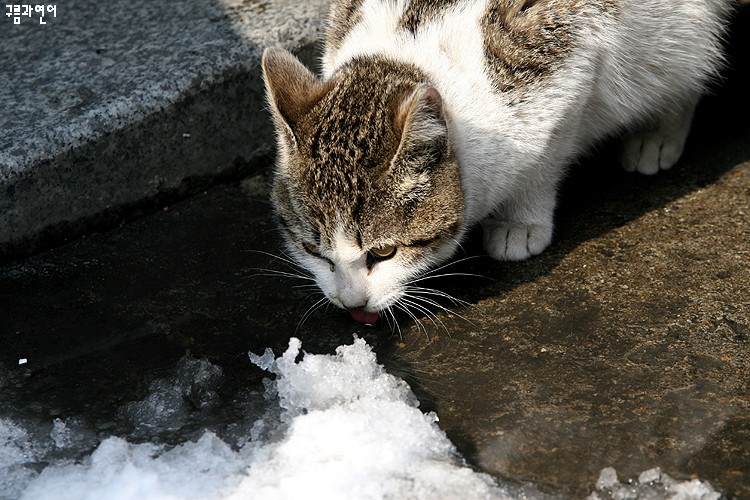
[619,98,698,175]
[481,170,559,261]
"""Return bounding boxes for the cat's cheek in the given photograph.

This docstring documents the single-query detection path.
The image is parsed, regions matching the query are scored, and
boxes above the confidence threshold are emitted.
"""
[308,262,338,298]
[365,262,410,311]
[289,251,338,302]
[367,243,462,310]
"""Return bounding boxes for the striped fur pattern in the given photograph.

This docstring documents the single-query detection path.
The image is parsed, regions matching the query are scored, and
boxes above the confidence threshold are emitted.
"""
[263,0,733,317]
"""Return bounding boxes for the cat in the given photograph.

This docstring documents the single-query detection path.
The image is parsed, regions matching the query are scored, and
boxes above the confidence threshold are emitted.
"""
[262,0,733,324]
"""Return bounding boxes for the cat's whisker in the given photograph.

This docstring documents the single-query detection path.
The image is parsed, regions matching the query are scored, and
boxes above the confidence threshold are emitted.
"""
[393,299,428,339]
[246,268,316,282]
[295,296,329,334]
[259,226,283,237]
[280,250,303,265]
[400,296,448,332]
[404,286,474,326]
[292,282,320,287]
[382,306,402,338]
[412,255,482,280]
[292,285,322,294]
[408,294,458,330]
[405,285,472,308]
[407,271,485,285]
[406,291,475,328]
[381,307,391,328]
[299,290,326,302]
[451,238,469,256]
[400,297,439,328]
[245,249,306,270]
[391,307,404,338]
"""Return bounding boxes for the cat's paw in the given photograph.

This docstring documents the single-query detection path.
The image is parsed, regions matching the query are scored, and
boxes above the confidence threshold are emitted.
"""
[620,132,686,175]
[482,222,553,261]
[620,102,696,176]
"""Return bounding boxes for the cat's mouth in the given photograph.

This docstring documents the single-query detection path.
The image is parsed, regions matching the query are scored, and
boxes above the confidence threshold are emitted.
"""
[349,309,380,325]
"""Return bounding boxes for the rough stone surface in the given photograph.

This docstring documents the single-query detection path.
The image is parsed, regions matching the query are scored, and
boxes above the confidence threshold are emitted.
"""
[0,0,329,258]
[0,4,748,500]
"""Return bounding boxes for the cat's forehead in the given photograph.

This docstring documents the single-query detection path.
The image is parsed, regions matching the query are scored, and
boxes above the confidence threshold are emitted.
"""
[297,67,405,167]
[286,66,410,233]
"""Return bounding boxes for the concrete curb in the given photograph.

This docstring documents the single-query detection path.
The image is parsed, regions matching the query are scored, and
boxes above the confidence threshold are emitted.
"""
[0,0,329,261]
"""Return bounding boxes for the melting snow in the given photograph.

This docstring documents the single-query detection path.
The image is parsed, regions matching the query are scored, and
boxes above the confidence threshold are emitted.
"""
[0,337,725,500]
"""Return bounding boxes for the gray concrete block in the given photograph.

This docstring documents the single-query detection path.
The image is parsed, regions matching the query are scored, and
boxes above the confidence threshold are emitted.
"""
[0,0,329,259]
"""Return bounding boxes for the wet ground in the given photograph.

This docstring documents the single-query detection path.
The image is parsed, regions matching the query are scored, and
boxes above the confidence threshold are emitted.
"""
[2,8,749,499]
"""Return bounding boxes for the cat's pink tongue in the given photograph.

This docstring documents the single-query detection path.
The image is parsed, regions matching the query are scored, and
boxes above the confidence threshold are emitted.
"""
[349,309,380,324]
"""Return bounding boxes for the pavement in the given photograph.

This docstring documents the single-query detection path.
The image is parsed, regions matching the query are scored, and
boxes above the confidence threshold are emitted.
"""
[1,2,749,499]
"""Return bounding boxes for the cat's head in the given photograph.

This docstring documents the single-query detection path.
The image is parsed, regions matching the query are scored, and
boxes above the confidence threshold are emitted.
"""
[262,48,465,322]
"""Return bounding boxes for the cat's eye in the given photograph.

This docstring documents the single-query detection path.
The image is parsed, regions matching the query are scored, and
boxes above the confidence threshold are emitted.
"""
[302,241,335,272]
[302,242,321,257]
[369,245,397,260]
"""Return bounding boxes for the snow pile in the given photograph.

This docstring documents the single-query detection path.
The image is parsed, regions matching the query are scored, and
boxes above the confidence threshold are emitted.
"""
[18,432,246,500]
[9,337,510,500]
[236,337,508,499]
[588,466,721,500]
[1,337,726,500]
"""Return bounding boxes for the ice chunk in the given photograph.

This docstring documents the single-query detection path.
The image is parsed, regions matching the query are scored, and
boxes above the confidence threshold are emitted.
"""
[0,416,102,500]
[667,479,721,499]
[119,380,190,431]
[596,466,620,489]
[248,347,276,371]
[233,336,509,499]
[589,466,722,500]
[50,418,72,449]
[638,468,662,485]
[251,336,418,420]
[48,417,98,454]
[119,354,223,432]
[174,356,224,409]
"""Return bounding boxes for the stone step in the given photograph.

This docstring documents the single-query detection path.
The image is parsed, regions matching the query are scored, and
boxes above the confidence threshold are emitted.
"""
[0,0,329,260]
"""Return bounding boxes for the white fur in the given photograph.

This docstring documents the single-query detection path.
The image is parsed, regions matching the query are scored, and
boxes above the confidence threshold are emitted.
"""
[294,217,463,315]
[322,0,730,263]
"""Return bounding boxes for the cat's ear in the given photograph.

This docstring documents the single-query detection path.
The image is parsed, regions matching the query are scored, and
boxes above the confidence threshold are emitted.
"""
[390,85,448,203]
[394,84,446,145]
[262,48,329,139]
